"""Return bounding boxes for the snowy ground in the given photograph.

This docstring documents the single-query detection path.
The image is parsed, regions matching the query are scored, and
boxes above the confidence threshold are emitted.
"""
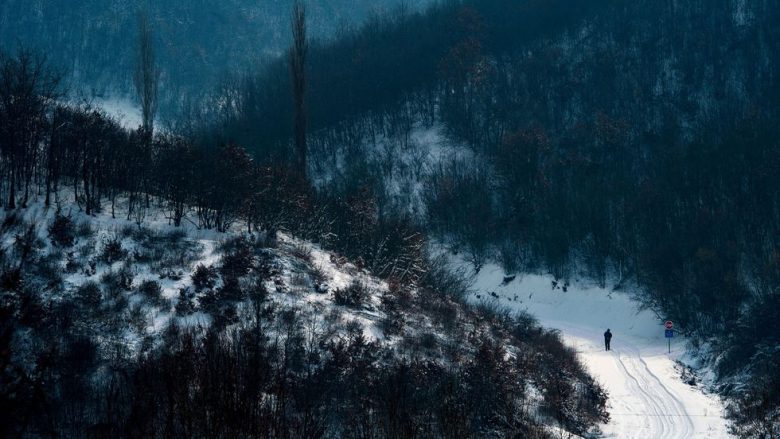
[464,263,734,438]
[2,193,392,347]
[312,117,735,436]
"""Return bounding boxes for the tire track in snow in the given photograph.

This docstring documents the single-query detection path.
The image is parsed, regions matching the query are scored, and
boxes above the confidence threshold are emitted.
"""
[637,355,695,437]
[539,321,719,438]
[614,351,671,437]
[463,265,733,437]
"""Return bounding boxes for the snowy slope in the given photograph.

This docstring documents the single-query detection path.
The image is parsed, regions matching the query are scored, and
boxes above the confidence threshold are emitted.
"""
[0,193,393,348]
[318,115,735,437]
[463,263,734,438]
[0,191,616,435]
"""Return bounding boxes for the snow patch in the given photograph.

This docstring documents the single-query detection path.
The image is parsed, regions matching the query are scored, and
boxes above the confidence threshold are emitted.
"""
[461,262,734,438]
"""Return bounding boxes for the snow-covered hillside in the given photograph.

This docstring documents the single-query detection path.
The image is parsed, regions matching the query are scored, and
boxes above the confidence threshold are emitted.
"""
[309,108,738,436]
[1,193,609,437]
[3,194,406,353]
[462,262,734,438]
[311,122,477,220]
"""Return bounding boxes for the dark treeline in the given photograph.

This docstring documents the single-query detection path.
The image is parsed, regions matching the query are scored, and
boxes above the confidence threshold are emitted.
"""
[203,0,780,435]
[0,0,435,113]
[212,0,612,163]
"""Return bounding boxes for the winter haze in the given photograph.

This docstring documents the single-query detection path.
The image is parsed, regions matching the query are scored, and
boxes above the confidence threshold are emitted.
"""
[1,1,777,438]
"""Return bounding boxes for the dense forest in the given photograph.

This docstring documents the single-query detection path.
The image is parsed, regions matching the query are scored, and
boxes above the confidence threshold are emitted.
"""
[196,0,780,435]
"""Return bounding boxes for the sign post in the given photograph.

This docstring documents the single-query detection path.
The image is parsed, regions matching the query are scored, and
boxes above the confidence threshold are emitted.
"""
[664,321,674,353]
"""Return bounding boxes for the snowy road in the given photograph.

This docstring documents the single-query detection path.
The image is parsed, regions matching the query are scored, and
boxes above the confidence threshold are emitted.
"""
[466,265,733,438]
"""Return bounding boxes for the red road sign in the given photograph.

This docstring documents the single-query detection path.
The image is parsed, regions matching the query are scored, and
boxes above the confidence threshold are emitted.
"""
[665,320,674,330]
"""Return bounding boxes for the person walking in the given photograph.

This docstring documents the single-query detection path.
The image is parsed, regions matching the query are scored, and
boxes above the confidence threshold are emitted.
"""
[604,328,612,351]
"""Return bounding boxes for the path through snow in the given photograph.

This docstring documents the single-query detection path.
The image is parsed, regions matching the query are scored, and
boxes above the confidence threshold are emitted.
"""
[465,264,733,438]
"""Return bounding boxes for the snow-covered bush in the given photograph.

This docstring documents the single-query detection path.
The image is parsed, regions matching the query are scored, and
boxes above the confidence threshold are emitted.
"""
[48,214,75,247]
[174,287,195,316]
[75,221,94,239]
[34,253,63,288]
[191,264,218,291]
[99,236,126,263]
[334,280,369,308]
[100,266,133,294]
[138,279,163,304]
[77,281,102,307]
[219,236,254,280]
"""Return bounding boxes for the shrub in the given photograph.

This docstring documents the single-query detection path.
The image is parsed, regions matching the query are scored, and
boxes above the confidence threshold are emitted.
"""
[120,225,136,238]
[128,304,150,333]
[48,214,75,247]
[213,304,239,328]
[345,319,364,337]
[64,252,81,273]
[290,242,312,261]
[379,312,404,336]
[198,289,220,314]
[252,230,278,249]
[100,236,127,263]
[82,259,97,277]
[474,300,512,324]
[164,229,187,243]
[138,280,163,304]
[192,264,218,291]
[77,281,102,307]
[14,224,43,263]
[418,254,472,301]
[1,212,21,233]
[0,266,22,291]
[34,254,64,288]
[76,221,94,238]
[117,265,134,290]
[220,237,254,279]
[218,277,245,302]
[175,287,195,315]
[419,331,438,350]
[101,266,134,294]
[159,269,184,281]
[108,291,130,314]
[427,296,458,329]
[334,281,370,308]
[290,272,310,290]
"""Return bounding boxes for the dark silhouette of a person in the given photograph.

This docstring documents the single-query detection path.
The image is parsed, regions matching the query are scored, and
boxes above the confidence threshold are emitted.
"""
[604,329,612,351]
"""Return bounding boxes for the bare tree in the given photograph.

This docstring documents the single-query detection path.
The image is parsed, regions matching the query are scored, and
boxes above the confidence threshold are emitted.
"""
[134,11,159,136]
[0,49,61,208]
[290,0,308,179]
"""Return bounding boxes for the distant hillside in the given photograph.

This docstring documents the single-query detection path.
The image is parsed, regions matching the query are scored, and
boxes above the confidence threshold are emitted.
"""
[0,0,431,110]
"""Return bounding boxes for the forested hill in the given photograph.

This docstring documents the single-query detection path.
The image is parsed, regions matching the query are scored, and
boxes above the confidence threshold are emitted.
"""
[0,0,430,109]
[201,0,780,435]
[0,48,609,435]
[216,0,779,159]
